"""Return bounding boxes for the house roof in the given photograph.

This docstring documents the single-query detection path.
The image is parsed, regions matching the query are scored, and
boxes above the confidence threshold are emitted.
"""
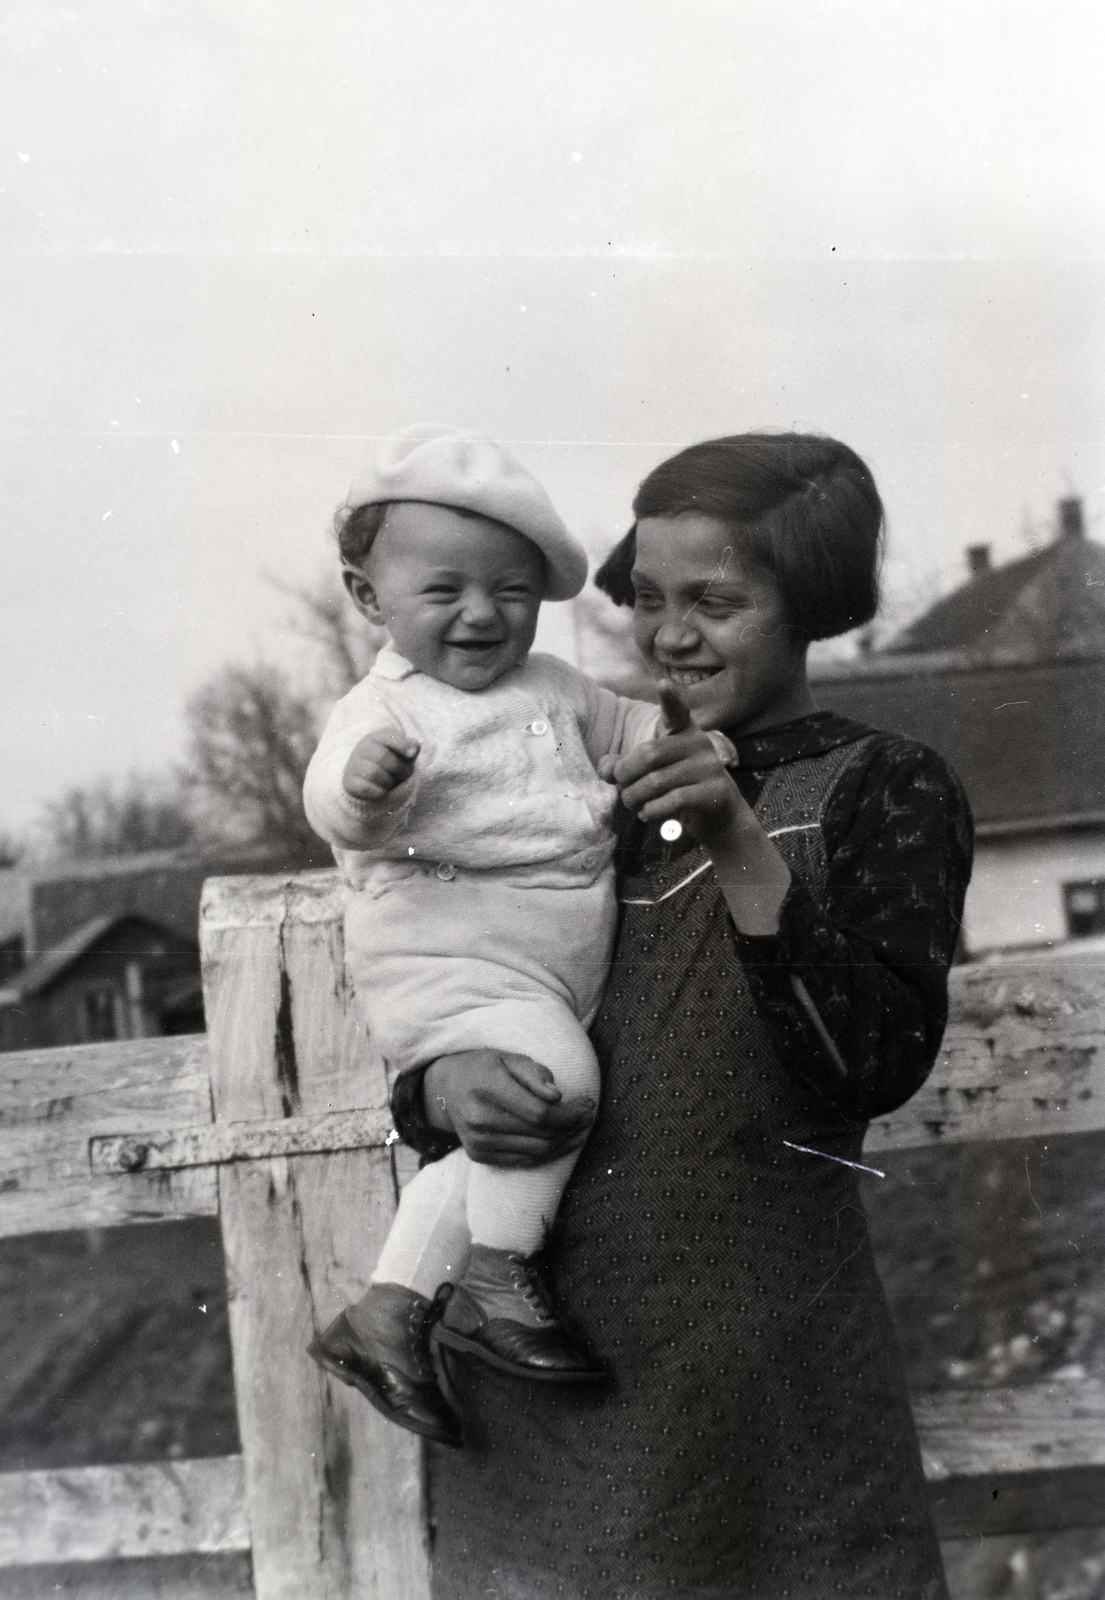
[885,508,1105,661]
[3,842,302,958]
[815,654,1105,832]
[814,503,1105,833]
[0,913,197,1003]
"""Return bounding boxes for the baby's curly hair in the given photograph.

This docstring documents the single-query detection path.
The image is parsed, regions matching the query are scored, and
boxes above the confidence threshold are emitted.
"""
[334,501,390,568]
[333,499,501,570]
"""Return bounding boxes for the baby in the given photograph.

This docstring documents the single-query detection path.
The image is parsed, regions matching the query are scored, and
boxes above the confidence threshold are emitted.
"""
[304,428,714,1447]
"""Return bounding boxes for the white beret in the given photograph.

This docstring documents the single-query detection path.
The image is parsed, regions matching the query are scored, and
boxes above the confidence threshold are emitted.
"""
[343,426,588,601]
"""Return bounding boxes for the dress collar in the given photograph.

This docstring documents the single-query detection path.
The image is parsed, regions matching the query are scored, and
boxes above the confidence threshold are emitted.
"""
[732,710,872,769]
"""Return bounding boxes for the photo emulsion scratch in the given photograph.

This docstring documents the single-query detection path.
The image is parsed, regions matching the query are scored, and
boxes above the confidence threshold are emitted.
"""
[681,543,733,621]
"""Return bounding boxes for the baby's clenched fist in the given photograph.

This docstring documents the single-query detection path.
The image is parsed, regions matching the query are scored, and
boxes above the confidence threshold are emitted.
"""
[342,729,420,803]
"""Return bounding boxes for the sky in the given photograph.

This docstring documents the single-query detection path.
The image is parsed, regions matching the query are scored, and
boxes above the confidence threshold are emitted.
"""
[2,0,1104,832]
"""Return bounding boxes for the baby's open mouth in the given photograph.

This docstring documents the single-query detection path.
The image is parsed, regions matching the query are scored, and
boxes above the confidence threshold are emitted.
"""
[448,639,502,652]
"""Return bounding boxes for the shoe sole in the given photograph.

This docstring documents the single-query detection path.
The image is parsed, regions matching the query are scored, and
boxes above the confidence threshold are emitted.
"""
[307,1339,463,1448]
[432,1324,608,1384]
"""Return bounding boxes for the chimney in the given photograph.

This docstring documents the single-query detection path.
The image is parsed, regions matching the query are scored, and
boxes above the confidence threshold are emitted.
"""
[1059,497,1084,539]
[967,544,991,578]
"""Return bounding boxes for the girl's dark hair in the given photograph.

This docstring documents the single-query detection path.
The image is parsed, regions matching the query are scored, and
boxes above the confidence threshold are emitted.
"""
[593,433,884,641]
[334,501,390,567]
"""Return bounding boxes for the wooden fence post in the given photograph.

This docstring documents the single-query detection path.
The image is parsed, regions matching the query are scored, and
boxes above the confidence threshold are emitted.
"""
[200,871,431,1600]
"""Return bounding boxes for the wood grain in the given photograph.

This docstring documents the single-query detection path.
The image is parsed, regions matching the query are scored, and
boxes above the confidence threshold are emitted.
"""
[201,873,430,1600]
[0,1457,248,1566]
[866,954,1105,1152]
[0,1553,254,1600]
[916,1379,1105,1480]
[6,869,1105,1590]
[0,1036,216,1237]
[927,1464,1105,1539]
[90,1106,394,1174]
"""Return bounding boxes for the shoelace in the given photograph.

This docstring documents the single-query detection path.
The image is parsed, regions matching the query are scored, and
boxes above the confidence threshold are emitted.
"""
[506,1256,552,1323]
[407,1296,445,1377]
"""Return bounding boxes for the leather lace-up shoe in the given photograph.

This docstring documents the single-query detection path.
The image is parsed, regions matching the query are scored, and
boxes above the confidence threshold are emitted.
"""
[308,1283,463,1448]
[433,1245,606,1382]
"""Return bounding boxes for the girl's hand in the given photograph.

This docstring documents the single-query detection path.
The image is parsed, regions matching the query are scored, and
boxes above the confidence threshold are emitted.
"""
[423,1050,596,1168]
[342,729,420,802]
[604,681,791,932]
[602,681,752,848]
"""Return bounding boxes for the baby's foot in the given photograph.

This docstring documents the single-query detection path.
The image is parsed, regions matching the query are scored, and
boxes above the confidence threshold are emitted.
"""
[434,1244,606,1382]
[309,1282,463,1447]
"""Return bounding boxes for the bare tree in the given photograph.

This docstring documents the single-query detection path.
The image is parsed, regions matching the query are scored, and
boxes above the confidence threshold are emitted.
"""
[265,569,385,699]
[0,831,25,870]
[183,663,326,861]
[39,775,198,859]
[180,571,382,861]
[25,573,374,867]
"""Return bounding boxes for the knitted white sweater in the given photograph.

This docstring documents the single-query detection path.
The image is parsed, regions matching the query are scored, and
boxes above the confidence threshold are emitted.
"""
[303,645,662,886]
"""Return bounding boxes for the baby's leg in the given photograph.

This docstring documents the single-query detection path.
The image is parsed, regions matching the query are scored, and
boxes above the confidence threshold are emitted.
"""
[461,1001,601,1256]
[314,1148,468,1445]
[371,1145,471,1300]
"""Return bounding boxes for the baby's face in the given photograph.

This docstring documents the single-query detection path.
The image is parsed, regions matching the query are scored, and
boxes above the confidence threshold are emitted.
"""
[348,502,545,691]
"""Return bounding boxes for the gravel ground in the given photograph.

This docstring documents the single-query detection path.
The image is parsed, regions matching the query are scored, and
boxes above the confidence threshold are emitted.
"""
[867,1133,1105,1599]
[0,1217,238,1472]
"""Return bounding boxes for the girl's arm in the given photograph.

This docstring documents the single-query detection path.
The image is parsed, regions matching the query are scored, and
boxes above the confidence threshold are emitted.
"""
[734,736,973,1120]
[390,1052,595,1166]
[608,701,973,1121]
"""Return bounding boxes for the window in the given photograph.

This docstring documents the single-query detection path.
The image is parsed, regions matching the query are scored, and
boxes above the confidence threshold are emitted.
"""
[83,988,119,1041]
[1063,880,1105,939]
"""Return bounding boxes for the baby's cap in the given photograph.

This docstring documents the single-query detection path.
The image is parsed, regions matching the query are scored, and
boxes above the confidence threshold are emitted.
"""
[344,426,588,600]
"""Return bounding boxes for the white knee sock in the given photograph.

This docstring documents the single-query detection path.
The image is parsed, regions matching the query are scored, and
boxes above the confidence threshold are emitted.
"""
[371,1147,471,1300]
[465,1013,601,1256]
[466,1146,586,1255]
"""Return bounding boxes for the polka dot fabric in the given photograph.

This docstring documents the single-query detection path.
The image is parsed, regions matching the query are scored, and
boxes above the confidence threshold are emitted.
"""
[426,721,959,1599]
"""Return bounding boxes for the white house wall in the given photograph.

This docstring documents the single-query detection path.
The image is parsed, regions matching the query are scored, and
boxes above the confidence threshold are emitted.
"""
[965,831,1105,953]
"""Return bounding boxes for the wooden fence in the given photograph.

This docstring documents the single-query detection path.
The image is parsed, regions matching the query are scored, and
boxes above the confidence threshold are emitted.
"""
[1,868,1104,1596]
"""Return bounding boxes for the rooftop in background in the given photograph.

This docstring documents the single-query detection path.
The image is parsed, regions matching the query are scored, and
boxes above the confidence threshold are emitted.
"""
[0,842,310,970]
[884,498,1105,663]
[814,499,1105,835]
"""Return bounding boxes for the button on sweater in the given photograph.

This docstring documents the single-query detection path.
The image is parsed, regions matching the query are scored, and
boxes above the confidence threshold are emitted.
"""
[303,645,663,885]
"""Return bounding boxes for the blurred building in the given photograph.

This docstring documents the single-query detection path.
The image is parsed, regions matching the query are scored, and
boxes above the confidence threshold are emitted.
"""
[815,498,1105,954]
[0,845,295,1051]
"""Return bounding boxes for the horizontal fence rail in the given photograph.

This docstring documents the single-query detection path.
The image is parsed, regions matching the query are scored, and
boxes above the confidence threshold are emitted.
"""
[915,1379,1105,1481]
[0,1458,249,1568]
[866,951,1105,1152]
[90,1105,396,1175]
[0,1034,217,1238]
[2,867,1104,1595]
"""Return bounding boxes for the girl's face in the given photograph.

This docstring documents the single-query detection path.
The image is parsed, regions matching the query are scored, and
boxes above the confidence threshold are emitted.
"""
[631,512,815,736]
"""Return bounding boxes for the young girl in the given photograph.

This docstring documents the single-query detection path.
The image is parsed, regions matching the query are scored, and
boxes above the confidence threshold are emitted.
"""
[394,433,972,1600]
[304,428,726,1448]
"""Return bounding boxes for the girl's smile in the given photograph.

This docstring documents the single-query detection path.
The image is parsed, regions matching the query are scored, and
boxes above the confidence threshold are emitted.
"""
[631,512,817,736]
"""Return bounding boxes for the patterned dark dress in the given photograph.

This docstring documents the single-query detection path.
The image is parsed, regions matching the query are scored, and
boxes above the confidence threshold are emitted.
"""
[393,712,973,1600]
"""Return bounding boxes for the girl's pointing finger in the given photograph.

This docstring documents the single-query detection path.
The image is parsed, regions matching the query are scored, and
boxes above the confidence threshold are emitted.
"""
[658,679,694,734]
